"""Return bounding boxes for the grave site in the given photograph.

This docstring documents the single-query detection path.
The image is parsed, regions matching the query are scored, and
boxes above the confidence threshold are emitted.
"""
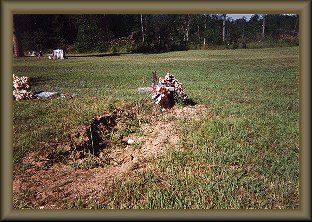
[12,47,299,210]
[12,70,211,209]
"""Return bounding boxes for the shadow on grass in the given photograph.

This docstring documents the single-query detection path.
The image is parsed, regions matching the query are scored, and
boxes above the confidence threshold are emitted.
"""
[29,76,48,87]
[66,49,190,58]
[66,53,121,58]
[183,98,197,106]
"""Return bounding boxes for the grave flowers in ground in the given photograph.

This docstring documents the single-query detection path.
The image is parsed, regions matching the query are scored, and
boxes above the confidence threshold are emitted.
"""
[12,73,77,101]
[12,74,34,101]
[151,72,190,111]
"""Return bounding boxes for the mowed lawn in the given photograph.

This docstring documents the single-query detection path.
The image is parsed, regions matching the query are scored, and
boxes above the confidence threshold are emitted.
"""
[13,46,299,209]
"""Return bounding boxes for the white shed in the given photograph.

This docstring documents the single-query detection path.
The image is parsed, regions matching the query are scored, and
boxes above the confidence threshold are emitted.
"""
[51,49,65,59]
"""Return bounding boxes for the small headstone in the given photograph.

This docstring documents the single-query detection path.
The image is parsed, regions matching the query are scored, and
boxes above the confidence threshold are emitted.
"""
[52,49,65,59]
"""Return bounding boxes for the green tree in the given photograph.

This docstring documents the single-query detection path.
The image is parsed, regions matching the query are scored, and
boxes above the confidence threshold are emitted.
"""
[74,15,108,52]
[246,14,262,42]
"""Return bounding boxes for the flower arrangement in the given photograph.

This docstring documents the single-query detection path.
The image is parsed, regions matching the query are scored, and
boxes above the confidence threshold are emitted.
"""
[151,73,189,111]
[12,74,34,101]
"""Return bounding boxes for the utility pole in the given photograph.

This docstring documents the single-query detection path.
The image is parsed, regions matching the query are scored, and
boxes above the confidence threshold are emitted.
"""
[140,14,145,43]
[184,14,191,42]
[203,17,207,45]
[262,14,266,39]
[222,14,226,43]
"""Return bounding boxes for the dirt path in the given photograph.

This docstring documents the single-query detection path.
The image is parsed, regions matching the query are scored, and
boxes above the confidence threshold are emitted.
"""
[13,105,209,209]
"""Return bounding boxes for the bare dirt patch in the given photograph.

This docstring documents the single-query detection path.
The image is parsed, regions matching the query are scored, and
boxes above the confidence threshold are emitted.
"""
[13,104,209,209]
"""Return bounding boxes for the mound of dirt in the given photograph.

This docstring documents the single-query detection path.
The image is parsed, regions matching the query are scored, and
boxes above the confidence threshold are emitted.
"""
[13,104,209,209]
[70,109,121,159]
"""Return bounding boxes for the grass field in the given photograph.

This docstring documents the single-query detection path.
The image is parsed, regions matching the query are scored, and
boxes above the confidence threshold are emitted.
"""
[12,46,299,209]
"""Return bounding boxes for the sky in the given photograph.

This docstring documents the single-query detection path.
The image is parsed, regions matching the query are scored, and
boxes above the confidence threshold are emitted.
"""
[227,14,254,21]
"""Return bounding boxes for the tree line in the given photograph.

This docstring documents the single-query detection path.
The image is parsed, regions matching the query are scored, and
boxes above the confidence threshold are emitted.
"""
[13,14,299,56]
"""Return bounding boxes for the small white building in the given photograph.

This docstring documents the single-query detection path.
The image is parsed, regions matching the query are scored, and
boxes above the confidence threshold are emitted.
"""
[50,49,65,59]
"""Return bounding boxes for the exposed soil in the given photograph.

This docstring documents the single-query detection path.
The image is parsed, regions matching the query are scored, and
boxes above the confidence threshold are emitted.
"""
[13,104,209,209]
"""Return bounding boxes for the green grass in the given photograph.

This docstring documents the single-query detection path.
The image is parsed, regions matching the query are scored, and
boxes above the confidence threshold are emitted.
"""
[13,46,299,209]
